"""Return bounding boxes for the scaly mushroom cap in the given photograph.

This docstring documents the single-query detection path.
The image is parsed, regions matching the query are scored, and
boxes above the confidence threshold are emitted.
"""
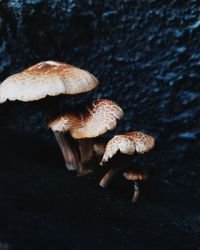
[48,114,78,133]
[0,61,99,103]
[100,131,155,165]
[48,99,124,139]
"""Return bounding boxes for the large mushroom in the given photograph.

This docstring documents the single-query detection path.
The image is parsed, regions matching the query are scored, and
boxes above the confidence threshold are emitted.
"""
[0,61,98,103]
[99,131,155,202]
[0,61,99,170]
[48,99,124,174]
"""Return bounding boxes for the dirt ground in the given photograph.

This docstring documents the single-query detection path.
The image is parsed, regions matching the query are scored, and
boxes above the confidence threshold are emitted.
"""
[0,129,200,250]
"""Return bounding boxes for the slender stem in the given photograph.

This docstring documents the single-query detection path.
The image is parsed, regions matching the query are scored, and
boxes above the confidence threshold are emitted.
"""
[93,138,108,156]
[99,168,119,188]
[131,181,140,202]
[54,131,80,171]
[77,139,95,176]
[78,139,94,163]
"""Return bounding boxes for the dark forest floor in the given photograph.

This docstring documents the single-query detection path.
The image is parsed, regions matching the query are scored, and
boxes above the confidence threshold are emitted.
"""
[0,129,200,250]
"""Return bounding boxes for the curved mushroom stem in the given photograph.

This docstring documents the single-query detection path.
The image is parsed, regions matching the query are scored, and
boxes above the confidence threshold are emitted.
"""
[132,181,140,203]
[77,137,110,176]
[53,131,79,171]
[77,139,95,176]
[99,154,132,188]
[99,168,119,188]
[93,140,107,157]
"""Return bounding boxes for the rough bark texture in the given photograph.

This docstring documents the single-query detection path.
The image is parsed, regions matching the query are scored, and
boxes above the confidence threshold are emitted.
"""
[0,1,200,187]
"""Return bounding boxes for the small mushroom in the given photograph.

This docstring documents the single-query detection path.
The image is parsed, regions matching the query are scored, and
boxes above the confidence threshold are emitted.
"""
[99,131,155,202]
[123,169,148,202]
[48,99,124,174]
[0,61,99,171]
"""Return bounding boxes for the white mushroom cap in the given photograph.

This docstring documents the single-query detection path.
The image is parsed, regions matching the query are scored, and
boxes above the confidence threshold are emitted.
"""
[0,61,99,103]
[48,99,124,139]
[100,131,155,165]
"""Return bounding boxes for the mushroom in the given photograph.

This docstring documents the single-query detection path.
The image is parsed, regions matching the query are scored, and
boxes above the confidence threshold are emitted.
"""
[123,168,148,202]
[99,131,155,202]
[48,99,124,174]
[0,61,99,171]
[0,61,99,103]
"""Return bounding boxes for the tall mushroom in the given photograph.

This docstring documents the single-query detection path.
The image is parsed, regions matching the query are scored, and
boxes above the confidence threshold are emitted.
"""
[48,99,124,174]
[99,131,155,202]
[0,61,99,170]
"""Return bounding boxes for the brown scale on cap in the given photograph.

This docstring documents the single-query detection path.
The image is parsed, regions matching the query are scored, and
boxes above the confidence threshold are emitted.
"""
[0,61,99,103]
[48,99,124,139]
[100,131,155,165]
[48,114,79,133]
[25,61,73,74]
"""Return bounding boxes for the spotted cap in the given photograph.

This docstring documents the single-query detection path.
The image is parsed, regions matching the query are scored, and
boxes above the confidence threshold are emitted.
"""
[100,131,155,165]
[48,99,124,139]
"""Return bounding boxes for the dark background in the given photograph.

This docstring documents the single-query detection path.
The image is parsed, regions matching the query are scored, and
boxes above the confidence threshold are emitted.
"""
[0,1,200,249]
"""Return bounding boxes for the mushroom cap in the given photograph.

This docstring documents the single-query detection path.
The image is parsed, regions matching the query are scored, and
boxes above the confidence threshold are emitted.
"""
[0,61,99,103]
[123,171,148,181]
[100,131,155,165]
[48,99,124,139]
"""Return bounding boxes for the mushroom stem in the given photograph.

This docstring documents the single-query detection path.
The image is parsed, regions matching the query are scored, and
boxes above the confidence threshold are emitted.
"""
[132,181,140,203]
[77,139,95,176]
[53,131,79,171]
[79,139,94,163]
[99,169,119,188]
[93,140,107,157]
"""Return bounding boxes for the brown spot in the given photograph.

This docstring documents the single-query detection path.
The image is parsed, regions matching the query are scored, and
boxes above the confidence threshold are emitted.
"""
[26,61,73,75]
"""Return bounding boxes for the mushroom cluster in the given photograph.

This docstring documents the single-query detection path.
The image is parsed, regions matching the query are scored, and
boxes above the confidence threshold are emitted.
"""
[48,99,124,175]
[0,60,155,202]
